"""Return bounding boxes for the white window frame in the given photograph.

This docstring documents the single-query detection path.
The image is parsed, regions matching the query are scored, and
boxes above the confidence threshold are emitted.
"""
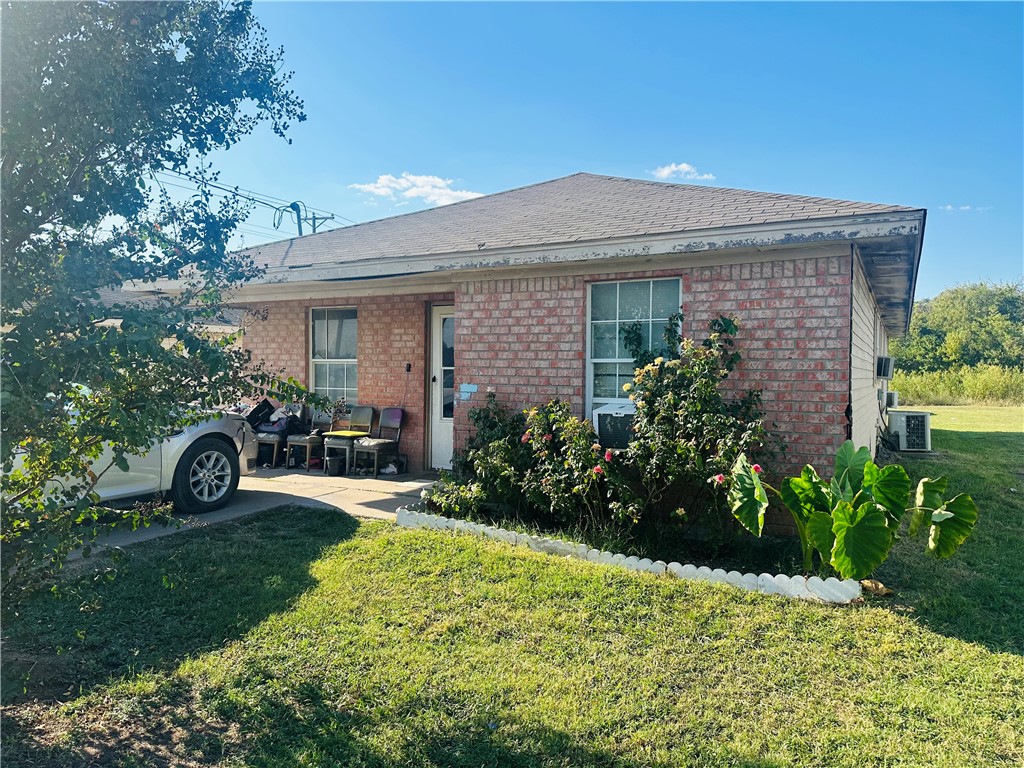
[309,307,358,408]
[585,277,681,419]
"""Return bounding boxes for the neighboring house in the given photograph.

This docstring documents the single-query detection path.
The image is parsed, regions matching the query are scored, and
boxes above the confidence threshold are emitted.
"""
[223,173,924,484]
[94,286,245,340]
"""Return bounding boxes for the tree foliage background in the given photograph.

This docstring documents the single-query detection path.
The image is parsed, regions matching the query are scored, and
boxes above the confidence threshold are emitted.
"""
[891,281,1024,372]
[1,1,311,611]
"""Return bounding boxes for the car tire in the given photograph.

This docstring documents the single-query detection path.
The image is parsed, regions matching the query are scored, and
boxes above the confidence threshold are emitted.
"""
[170,437,240,514]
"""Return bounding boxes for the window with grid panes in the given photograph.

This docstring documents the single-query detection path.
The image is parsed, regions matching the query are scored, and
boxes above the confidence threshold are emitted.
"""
[311,308,358,405]
[588,279,680,417]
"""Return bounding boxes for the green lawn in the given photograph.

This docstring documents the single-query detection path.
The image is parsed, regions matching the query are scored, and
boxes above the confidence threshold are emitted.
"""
[2,406,1023,767]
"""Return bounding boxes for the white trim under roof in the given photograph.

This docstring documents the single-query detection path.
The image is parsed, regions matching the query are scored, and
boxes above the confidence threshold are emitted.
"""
[126,209,924,334]
[135,210,922,289]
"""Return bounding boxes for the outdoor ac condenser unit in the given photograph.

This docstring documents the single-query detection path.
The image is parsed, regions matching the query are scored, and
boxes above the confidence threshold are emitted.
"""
[888,410,931,452]
[593,401,636,450]
[885,391,899,409]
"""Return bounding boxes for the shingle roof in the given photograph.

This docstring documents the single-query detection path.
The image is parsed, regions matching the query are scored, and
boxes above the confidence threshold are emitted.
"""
[243,172,915,271]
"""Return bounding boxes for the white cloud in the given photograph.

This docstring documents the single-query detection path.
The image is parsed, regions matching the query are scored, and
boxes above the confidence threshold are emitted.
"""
[349,172,483,207]
[938,203,991,212]
[651,162,716,182]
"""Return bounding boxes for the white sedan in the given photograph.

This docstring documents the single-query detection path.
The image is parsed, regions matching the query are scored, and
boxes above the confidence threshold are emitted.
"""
[90,412,259,513]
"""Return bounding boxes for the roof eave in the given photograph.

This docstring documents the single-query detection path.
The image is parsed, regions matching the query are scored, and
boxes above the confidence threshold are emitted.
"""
[131,210,926,335]
[252,209,924,284]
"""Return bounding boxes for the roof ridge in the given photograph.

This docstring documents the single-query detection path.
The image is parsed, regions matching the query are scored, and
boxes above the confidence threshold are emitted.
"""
[579,172,913,210]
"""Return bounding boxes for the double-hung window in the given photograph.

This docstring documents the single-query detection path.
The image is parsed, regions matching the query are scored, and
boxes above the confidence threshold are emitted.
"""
[588,278,680,416]
[311,308,358,405]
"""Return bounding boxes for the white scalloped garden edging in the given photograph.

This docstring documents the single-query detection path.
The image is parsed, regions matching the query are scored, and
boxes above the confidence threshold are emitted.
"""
[394,506,862,604]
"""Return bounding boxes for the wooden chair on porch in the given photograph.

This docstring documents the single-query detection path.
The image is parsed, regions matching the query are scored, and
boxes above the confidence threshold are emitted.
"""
[353,407,404,478]
[323,406,374,474]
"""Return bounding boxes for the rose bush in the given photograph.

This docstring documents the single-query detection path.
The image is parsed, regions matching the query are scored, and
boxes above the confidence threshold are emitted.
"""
[425,313,769,554]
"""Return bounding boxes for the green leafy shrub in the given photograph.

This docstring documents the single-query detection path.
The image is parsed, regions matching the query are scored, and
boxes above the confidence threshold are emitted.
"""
[519,401,614,536]
[726,441,979,579]
[891,365,1024,406]
[429,392,533,521]
[612,315,768,534]
[426,314,769,556]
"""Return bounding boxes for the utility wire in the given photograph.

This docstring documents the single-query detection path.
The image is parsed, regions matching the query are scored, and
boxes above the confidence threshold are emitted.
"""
[151,171,354,238]
[152,177,306,239]
[155,168,358,224]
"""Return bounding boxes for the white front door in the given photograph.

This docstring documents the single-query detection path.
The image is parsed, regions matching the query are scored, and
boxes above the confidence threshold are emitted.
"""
[430,305,455,469]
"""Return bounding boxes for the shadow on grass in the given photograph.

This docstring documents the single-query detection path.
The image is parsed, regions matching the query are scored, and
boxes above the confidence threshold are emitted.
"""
[1,506,360,703]
[1,675,787,768]
[875,427,1024,656]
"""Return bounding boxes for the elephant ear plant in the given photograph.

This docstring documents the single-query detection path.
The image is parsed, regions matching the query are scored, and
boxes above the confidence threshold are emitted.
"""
[725,442,978,580]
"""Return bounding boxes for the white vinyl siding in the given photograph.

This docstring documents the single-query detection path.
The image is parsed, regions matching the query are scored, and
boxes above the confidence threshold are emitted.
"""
[850,256,887,452]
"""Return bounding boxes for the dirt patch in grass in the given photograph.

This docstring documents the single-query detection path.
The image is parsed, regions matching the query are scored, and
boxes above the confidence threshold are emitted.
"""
[4,682,241,767]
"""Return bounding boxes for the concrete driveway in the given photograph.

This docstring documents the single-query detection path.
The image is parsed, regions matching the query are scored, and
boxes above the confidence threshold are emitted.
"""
[79,468,436,554]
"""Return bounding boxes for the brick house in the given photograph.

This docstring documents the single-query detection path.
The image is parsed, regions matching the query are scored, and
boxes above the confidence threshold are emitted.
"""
[230,173,924,479]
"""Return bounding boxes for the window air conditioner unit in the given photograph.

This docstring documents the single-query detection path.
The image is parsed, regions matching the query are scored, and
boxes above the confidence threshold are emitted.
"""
[885,391,899,409]
[888,410,931,452]
[876,356,895,380]
[593,401,636,450]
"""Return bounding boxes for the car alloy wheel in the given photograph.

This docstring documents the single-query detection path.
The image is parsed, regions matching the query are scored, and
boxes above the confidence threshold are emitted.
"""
[188,449,232,503]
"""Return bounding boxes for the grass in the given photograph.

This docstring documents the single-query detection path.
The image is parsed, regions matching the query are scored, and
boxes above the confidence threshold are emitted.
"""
[875,406,1024,653]
[1,406,1022,767]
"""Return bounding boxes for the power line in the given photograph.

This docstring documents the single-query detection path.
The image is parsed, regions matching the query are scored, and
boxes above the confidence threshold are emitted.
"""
[154,178,298,235]
[158,168,357,224]
[150,169,357,237]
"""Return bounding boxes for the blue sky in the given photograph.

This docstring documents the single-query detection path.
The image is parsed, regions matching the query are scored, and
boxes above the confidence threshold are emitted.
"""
[209,2,1023,300]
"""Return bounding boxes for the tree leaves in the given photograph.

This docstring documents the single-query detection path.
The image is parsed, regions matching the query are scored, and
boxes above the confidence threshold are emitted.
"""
[0,0,309,614]
[891,281,1024,372]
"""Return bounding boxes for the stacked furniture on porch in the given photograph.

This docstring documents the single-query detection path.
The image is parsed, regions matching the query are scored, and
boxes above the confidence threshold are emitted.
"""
[285,406,332,472]
[255,403,303,468]
[353,407,404,478]
[323,406,373,475]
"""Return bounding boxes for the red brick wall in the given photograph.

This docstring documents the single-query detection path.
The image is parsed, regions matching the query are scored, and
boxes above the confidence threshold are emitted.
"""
[240,292,452,473]
[240,252,853,517]
[455,255,851,466]
[454,254,852,534]
[678,255,852,476]
[454,276,587,451]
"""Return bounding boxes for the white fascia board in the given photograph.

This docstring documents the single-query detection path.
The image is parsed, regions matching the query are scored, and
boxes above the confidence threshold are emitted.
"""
[270,210,924,283]
[130,210,924,298]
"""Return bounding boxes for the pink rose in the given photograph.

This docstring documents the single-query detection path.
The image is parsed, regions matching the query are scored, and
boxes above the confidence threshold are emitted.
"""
[604,449,613,462]
[521,432,530,443]
[713,473,726,485]
[594,465,604,475]
[543,433,553,442]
